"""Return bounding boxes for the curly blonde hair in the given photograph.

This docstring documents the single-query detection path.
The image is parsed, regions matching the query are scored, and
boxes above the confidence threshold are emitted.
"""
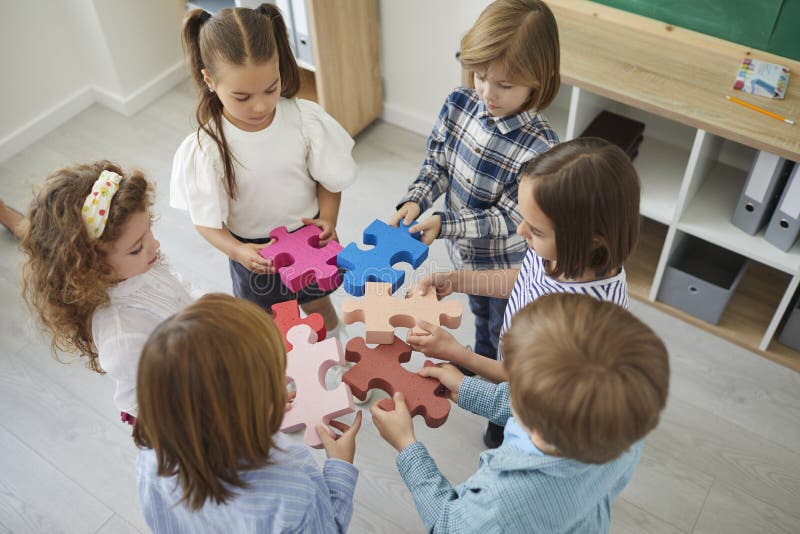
[21,161,153,373]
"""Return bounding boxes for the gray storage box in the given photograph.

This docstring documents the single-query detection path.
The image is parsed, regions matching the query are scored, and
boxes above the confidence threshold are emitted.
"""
[656,234,748,324]
[778,296,800,350]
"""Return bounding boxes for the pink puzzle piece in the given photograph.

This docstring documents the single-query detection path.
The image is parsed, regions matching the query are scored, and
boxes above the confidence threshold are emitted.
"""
[281,324,354,449]
[258,224,343,293]
[271,299,325,352]
[344,336,450,428]
[341,282,462,344]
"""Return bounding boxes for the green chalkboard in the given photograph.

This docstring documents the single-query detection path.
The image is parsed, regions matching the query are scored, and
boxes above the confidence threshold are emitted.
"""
[590,0,800,62]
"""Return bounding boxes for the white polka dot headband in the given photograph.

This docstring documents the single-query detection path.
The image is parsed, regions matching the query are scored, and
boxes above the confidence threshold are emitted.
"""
[82,170,122,239]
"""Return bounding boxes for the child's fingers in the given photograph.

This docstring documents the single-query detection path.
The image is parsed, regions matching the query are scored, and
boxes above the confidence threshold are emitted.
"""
[389,210,404,227]
[315,425,336,446]
[415,319,435,334]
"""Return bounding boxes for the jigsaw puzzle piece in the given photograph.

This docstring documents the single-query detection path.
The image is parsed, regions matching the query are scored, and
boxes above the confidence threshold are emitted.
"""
[337,219,428,296]
[342,282,462,345]
[271,300,326,351]
[258,224,343,293]
[281,324,354,448]
[343,336,450,428]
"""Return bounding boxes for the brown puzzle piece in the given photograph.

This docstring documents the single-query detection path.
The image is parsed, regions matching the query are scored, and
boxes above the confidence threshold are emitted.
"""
[343,336,450,428]
[341,282,462,344]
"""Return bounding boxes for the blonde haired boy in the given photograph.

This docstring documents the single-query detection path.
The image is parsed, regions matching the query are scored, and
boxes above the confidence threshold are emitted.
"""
[372,293,670,533]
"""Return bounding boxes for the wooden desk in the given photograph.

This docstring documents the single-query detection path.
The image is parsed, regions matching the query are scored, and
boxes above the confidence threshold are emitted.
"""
[548,0,799,160]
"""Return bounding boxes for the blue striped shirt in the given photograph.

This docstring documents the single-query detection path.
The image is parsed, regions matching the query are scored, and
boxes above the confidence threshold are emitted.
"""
[136,433,358,533]
[499,248,629,359]
[396,377,642,533]
[398,88,560,270]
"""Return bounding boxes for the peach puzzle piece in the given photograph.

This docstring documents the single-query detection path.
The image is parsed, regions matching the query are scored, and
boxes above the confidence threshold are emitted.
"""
[280,324,354,449]
[271,299,325,352]
[258,224,343,293]
[341,282,462,345]
[344,336,450,428]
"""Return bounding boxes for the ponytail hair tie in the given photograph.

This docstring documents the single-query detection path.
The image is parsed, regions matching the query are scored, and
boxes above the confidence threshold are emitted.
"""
[198,10,211,24]
[82,170,122,239]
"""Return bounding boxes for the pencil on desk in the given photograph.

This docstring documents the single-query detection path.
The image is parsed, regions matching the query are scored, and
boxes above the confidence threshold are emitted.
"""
[726,95,795,125]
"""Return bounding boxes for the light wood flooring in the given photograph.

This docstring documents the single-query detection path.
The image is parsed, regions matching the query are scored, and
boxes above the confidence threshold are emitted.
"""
[0,82,798,533]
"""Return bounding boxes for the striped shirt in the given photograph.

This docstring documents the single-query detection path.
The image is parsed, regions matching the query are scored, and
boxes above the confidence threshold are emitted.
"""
[499,248,629,359]
[398,87,560,270]
[396,377,642,533]
[136,433,358,533]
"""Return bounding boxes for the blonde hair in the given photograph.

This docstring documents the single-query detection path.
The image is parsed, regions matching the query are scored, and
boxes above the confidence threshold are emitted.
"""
[502,294,669,464]
[132,293,287,510]
[521,137,641,280]
[460,0,560,111]
[183,4,299,199]
[20,161,153,373]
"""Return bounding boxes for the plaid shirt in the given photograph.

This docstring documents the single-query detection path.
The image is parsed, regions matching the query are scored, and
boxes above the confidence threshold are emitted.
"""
[398,88,559,270]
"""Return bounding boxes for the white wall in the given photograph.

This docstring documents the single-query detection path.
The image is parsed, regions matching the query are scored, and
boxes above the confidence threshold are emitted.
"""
[378,0,490,136]
[0,0,186,161]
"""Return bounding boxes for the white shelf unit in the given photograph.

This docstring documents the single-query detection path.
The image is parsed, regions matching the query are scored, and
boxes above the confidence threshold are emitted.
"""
[564,86,800,370]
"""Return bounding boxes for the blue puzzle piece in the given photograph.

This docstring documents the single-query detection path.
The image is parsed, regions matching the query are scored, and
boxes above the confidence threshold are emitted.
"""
[337,219,429,296]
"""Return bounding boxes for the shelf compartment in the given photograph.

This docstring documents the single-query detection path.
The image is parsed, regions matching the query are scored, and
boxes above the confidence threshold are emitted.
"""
[568,90,691,225]
[625,216,667,301]
[678,161,800,274]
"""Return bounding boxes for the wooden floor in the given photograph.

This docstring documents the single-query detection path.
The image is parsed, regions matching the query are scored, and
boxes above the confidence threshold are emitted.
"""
[1,82,798,533]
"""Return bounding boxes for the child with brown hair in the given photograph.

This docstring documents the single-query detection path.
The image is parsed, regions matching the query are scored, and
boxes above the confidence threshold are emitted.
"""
[134,293,362,532]
[408,137,640,446]
[172,5,356,335]
[372,293,669,533]
[20,161,194,423]
[390,0,561,397]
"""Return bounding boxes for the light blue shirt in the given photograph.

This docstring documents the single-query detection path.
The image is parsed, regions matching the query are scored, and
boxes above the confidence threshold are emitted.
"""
[503,416,545,456]
[395,377,642,533]
[136,433,358,533]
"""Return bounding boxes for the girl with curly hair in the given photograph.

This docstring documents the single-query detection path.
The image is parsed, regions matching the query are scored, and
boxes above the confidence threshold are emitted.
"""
[21,161,194,424]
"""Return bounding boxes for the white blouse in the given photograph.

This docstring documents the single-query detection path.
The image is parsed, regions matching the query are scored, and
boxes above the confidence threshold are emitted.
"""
[170,98,358,239]
[91,257,195,415]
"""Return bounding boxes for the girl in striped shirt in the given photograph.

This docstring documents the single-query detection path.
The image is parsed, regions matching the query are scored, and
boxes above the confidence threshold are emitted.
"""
[407,138,641,446]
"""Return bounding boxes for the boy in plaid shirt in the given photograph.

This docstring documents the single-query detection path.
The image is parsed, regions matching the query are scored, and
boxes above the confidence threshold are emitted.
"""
[391,0,560,447]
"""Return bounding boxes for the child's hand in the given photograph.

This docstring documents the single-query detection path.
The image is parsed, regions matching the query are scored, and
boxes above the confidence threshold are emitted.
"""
[301,217,338,246]
[406,271,455,299]
[317,411,363,464]
[236,242,275,274]
[410,215,441,245]
[370,392,417,452]
[390,201,421,227]
[418,363,464,403]
[406,319,465,362]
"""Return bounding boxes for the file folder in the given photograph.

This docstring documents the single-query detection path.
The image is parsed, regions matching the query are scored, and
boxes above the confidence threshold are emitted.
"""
[291,0,314,66]
[731,151,792,235]
[764,162,800,251]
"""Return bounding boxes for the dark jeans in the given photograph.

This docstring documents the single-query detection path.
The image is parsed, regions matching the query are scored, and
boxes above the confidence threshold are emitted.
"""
[468,295,508,360]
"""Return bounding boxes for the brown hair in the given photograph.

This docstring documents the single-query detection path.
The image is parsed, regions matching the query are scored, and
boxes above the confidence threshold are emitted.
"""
[132,293,287,510]
[521,137,640,280]
[182,4,299,198]
[20,161,153,373]
[460,0,560,112]
[502,293,669,464]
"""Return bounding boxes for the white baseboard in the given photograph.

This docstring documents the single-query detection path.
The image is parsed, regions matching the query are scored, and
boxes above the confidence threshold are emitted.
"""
[0,87,95,163]
[381,103,434,137]
[94,60,188,116]
[0,60,188,163]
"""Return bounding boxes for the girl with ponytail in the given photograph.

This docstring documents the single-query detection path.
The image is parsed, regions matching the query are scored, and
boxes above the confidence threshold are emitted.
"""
[172,5,356,334]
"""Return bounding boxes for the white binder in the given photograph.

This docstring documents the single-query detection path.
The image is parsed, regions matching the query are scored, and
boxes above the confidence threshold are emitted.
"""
[764,162,800,251]
[731,151,791,235]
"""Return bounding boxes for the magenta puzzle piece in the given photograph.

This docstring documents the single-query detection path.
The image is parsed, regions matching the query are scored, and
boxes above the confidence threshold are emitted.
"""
[258,224,343,292]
